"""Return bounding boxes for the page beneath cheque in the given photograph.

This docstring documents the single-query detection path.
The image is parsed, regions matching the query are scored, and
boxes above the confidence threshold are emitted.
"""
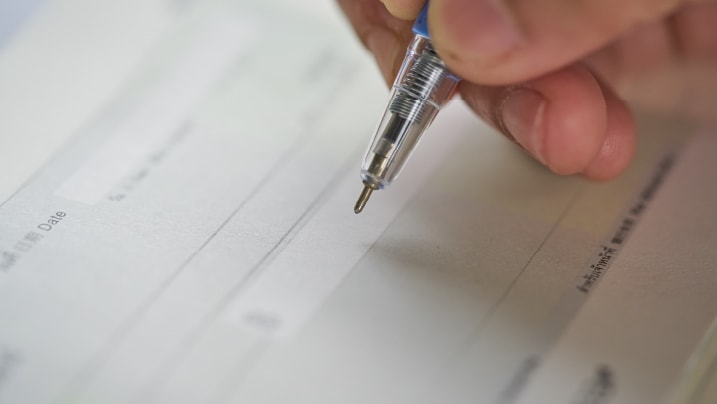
[0,1,715,404]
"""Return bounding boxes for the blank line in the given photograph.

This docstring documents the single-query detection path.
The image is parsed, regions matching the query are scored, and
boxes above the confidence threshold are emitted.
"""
[0,132,88,210]
[475,185,585,335]
[57,129,314,402]
[131,151,359,403]
[56,51,359,401]
[431,184,586,389]
[0,169,43,210]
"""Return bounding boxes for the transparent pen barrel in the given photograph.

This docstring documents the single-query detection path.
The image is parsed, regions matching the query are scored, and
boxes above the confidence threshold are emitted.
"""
[361,35,459,189]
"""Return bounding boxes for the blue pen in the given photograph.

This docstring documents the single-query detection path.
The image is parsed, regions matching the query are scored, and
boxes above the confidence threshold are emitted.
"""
[354,2,461,213]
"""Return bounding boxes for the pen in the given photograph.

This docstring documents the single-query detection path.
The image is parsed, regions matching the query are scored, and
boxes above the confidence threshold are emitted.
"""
[354,2,461,214]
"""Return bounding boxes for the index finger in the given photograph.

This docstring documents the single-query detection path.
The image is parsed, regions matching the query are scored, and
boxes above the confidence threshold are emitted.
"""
[379,0,426,20]
[337,0,414,84]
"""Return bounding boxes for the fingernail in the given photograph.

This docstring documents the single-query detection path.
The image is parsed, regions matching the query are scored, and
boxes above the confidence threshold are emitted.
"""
[437,0,523,57]
[500,88,548,164]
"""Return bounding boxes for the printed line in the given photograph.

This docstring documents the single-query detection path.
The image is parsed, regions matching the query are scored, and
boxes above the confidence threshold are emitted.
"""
[54,19,252,204]
[131,150,360,403]
[0,124,95,211]
[476,184,586,339]
[56,43,358,402]
[417,183,586,403]
[56,127,315,402]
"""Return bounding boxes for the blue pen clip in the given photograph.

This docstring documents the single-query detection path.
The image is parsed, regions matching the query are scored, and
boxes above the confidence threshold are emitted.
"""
[413,3,430,38]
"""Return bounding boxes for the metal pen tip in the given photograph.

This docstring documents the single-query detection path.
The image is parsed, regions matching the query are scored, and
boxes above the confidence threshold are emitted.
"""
[354,184,374,214]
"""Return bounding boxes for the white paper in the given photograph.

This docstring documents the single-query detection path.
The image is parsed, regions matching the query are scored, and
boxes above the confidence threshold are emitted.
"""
[0,1,715,404]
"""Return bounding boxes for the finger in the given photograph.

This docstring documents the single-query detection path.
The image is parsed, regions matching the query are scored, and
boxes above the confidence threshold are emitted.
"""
[670,1,717,58]
[337,0,413,84]
[583,2,717,118]
[461,64,631,177]
[582,17,676,97]
[429,0,693,85]
[581,80,637,180]
[379,0,426,20]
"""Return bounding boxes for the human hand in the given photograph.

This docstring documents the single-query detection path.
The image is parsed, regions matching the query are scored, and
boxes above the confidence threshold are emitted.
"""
[338,0,717,180]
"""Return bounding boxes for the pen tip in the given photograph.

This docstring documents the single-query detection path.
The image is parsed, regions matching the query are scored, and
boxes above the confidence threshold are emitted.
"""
[354,185,373,214]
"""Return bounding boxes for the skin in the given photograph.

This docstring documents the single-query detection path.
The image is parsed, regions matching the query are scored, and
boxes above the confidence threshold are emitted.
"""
[338,0,717,180]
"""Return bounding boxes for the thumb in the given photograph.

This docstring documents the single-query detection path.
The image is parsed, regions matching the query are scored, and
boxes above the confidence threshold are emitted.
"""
[429,0,696,85]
